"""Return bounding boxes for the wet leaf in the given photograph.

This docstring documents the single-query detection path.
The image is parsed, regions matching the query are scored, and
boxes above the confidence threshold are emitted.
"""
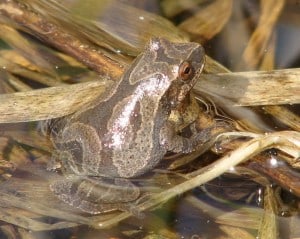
[242,0,285,69]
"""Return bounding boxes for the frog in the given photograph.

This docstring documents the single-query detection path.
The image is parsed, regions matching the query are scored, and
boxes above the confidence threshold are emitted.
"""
[47,37,206,214]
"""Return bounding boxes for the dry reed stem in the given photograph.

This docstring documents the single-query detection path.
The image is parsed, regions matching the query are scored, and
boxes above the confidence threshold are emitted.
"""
[0,80,113,123]
[0,0,124,79]
[242,0,285,69]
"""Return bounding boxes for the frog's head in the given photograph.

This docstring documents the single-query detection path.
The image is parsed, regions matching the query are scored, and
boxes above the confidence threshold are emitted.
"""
[150,38,205,109]
[128,37,205,109]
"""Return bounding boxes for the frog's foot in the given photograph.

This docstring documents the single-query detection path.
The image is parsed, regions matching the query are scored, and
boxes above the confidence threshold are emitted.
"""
[120,192,156,218]
[213,120,234,132]
[185,121,234,153]
[115,201,144,218]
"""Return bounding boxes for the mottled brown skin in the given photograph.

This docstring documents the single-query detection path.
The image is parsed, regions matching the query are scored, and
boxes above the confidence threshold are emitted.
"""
[48,38,205,214]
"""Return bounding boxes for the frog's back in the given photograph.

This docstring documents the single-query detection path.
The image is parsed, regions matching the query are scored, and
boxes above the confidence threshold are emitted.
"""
[70,72,169,178]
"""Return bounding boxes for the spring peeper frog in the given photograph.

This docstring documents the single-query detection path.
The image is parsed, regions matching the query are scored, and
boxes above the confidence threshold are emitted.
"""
[47,38,205,214]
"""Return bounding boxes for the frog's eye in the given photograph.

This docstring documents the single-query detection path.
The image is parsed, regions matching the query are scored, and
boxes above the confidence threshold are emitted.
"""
[179,61,194,81]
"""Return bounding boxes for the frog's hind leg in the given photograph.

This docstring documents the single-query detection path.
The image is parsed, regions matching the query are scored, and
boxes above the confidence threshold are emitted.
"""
[50,176,140,215]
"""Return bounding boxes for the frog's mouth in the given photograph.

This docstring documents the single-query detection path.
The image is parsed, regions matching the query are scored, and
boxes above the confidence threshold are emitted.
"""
[174,93,194,114]
[191,56,205,84]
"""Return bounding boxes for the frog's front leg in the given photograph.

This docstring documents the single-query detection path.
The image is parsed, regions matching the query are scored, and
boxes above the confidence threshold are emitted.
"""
[161,121,224,154]
[50,176,140,214]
